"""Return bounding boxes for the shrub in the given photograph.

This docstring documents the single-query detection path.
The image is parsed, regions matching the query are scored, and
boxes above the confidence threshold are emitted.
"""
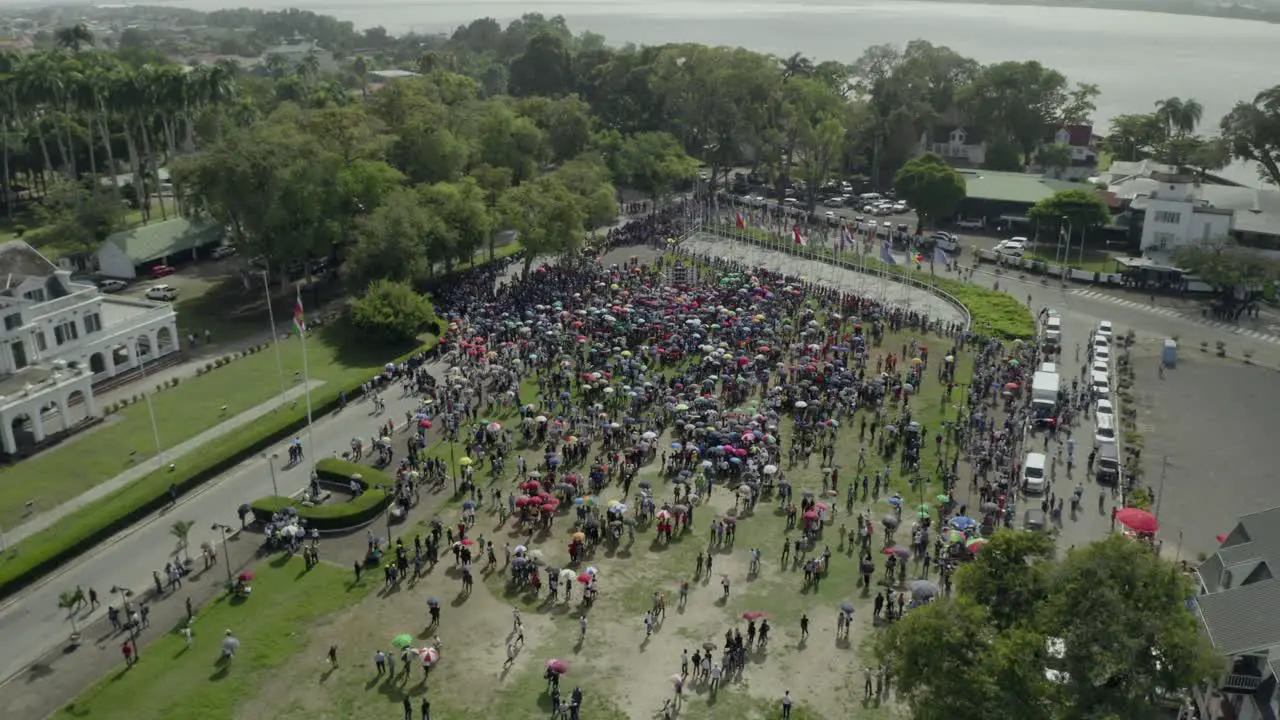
[204,362,214,372]
[352,279,437,344]
[248,459,392,531]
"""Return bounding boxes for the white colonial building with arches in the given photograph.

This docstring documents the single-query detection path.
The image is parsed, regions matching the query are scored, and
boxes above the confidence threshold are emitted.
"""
[0,242,179,456]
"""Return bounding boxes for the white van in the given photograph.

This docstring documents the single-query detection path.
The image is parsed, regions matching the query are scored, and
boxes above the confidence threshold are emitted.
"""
[1043,315,1062,347]
[1023,452,1048,494]
[1039,362,1057,374]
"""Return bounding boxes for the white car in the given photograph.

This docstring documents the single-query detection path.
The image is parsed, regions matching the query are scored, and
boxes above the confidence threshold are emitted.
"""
[994,239,1027,257]
[1090,370,1111,398]
[1094,345,1111,363]
[1095,398,1114,417]
[211,245,237,259]
[97,279,127,293]
[956,218,984,229]
[891,202,907,213]
[1097,321,1113,340]
[146,284,179,301]
[1023,452,1048,494]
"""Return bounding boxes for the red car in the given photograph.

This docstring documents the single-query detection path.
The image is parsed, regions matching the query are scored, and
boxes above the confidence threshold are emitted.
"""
[150,265,176,278]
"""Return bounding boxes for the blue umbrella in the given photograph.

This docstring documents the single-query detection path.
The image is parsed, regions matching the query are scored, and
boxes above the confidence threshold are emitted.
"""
[949,515,978,531]
[886,496,903,507]
[462,500,476,510]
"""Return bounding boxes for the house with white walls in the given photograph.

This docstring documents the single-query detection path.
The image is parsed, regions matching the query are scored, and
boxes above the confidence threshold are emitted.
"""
[0,241,179,455]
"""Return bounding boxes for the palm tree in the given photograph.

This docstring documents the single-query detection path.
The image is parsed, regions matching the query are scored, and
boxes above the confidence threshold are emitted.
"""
[1154,96,1203,138]
[263,53,288,77]
[57,589,83,639]
[54,24,94,53]
[297,49,321,81]
[781,53,814,80]
[171,519,195,563]
[15,53,63,179]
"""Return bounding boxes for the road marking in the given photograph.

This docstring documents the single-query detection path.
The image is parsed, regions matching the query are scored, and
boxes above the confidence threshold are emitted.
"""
[1068,289,1280,344]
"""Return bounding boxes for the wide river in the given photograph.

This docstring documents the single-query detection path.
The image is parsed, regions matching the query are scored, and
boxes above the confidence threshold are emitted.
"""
[147,0,1280,182]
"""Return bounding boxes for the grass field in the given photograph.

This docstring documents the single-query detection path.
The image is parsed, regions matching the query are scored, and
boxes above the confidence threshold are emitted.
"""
[0,322,397,529]
[55,555,371,720]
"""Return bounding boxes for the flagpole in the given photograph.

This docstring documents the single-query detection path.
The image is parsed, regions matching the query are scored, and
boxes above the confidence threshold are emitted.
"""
[262,270,288,404]
[296,287,317,475]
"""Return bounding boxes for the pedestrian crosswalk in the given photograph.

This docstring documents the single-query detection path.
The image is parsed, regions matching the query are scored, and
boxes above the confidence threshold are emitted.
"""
[1068,289,1280,344]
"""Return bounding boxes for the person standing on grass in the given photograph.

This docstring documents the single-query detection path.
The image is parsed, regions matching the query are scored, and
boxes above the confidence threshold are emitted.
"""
[402,696,412,720]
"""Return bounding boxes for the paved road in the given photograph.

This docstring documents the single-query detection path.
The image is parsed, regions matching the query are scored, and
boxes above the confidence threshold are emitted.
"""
[0,375,433,687]
[679,234,966,326]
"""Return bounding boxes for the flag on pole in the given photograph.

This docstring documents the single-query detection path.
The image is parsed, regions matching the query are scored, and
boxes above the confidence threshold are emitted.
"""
[735,211,746,229]
[880,238,897,265]
[293,290,306,335]
[841,226,855,254]
[793,225,807,246]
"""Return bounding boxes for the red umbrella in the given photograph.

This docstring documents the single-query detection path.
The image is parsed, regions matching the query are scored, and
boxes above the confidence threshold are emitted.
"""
[741,611,769,620]
[541,503,559,513]
[1115,507,1159,533]
[460,538,475,546]
[521,480,542,492]
[238,571,255,582]
[803,510,819,520]
[546,658,570,674]
[577,573,593,584]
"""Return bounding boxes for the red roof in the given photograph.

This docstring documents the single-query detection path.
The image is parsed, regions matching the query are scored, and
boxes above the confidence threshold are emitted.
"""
[1044,124,1094,147]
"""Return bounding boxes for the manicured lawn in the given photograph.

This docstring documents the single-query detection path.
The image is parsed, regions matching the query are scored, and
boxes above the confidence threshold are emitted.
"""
[55,555,371,720]
[0,323,400,529]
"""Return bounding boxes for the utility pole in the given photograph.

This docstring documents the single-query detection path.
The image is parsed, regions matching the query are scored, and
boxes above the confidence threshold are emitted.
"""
[1154,456,1169,521]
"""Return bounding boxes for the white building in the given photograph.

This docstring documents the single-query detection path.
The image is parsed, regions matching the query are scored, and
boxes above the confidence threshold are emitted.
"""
[0,242,179,456]
[1129,174,1235,255]
[918,126,986,168]
[1037,124,1100,181]
[1193,506,1280,720]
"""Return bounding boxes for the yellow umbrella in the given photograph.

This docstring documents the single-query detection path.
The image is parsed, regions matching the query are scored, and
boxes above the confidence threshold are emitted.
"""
[910,358,923,365]
[459,457,473,467]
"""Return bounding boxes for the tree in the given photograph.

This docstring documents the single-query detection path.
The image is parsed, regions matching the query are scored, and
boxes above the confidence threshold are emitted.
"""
[518,95,593,163]
[469,164,513,260]
[954,529,1054,630]
[1106,113,1164,162]
[420,178,494,269]
[1039,142,1072,179]
[599,130,698,203]
[499,176,585,278]
[58,589,84,638]
[474,102,544,185]
[170,519,195,564]
[1028,188,1112,261]
[961,61,1077,162]
[879,534,1223,720]
[34,180,127,255]
[342,187,438,289]
[351,279,437,344]
[54,24,94,52]
[1172,237,1280,313]
[1040,536,1224,719]
[550,153,617,229]
[509,33,572,98]
[1220,85,1280,186]
[893,153,965,227]
[1154,96,1204,138]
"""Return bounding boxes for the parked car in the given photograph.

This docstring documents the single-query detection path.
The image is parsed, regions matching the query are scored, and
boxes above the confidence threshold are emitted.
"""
[955,218,984,229]
[211,245,237,259]
[97,279,127,293]
[150,264,176,278]
[1096,320,1113,340]
[145,284,179,301]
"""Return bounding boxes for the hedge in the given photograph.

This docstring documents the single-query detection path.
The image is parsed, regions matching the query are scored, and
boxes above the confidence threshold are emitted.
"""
[248,459,392,531]
[0,337,438,600]
[699,224,1035,340]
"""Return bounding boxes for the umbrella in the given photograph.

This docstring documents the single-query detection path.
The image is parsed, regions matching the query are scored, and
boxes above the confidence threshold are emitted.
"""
[741,611,769,620]
[702,642,717,651]
[577,573,593,584]
[882,515,900,528]
[420,646,440,666]
[941,529,965,544]
[426,597,441,608]
[572,532,586,542]
[884,545,911,559]
[237,571,255,582]
[885,496,902,507]
[459,457,473,467]
[909,579,939,600]
[559,569,576,584]
[840,601,856,614]
[221,635,240,654]
[1115,507,1159,534]
[936,493,951,503]
[546,658,570,675]
[949,515,978,531]
[460,538,475,546]
[393,634,414,649]
[966,538,989,553]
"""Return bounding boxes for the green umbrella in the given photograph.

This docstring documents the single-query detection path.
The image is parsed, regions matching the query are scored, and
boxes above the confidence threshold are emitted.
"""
[916,503,931,512]
[935,494,950,503]
[392,634,413,649]
[916,510,929,519]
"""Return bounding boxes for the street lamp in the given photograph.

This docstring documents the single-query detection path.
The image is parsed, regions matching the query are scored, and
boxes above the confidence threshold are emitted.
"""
[448,440,458,495]
[110,585,139,659]
[264,453,280,498]
[211,523,235,586]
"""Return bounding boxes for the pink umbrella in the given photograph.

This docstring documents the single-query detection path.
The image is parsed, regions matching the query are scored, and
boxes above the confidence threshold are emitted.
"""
[419,647,440,666]
[546,658,570,674]
[1116,508,1159,533]
[541,503,559,513]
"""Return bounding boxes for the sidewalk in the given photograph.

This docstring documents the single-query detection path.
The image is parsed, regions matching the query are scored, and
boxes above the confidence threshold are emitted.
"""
[5,379,325,547]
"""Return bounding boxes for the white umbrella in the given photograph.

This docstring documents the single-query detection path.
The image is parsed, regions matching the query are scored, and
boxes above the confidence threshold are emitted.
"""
[763,465,778,475]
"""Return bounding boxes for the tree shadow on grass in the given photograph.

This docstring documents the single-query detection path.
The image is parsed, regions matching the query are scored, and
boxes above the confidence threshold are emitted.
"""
[321,318,420,372]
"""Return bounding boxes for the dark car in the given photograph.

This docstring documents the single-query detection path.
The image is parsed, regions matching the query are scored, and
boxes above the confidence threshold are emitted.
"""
[1024,509,1047,532]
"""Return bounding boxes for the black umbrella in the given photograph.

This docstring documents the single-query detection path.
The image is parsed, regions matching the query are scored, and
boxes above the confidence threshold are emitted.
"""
[426,597,441,608]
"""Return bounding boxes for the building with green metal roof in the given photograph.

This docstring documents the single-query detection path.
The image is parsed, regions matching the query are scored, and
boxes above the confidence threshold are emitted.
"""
[96,218,224,280]
[957,170,1088,225]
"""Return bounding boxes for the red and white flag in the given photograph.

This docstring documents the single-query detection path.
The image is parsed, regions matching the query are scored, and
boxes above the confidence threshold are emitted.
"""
[735,212,746,229]
[793,225,807,246]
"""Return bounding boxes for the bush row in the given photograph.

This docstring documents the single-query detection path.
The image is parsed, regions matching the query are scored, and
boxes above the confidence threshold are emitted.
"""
[248,458,393,531]
[701,225,1036,340]
[0,337,437,600]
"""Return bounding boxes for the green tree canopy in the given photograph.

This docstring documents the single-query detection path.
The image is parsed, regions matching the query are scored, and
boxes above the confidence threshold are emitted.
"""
[1220,85,1280,186]
[1028,188,1112,256]
[500,175,585,278]
[893,153,966,226]
[351,279,437,344]
[1172,236,1280,305]
[879,533,1223,720]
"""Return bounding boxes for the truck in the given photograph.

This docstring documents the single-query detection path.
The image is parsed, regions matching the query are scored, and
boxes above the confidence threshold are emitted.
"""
[1031,370,1060,425]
